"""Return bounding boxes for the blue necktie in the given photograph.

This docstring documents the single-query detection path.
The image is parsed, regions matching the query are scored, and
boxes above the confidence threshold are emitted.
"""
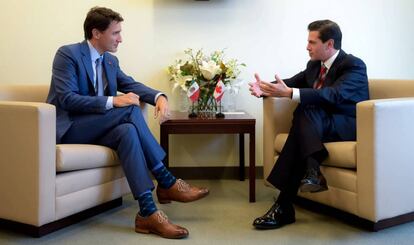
[95,57,104,96]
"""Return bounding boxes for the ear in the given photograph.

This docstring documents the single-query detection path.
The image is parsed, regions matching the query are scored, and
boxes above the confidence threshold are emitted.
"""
[92,28,101,39]
[327,39,335,49]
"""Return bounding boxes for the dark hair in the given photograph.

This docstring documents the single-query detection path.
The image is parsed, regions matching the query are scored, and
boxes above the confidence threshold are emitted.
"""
[83,7,123,40]
[308,20,342,49]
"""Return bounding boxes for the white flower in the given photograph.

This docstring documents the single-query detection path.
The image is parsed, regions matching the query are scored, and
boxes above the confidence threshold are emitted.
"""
[173,74,193,91]
[200,60,221,80]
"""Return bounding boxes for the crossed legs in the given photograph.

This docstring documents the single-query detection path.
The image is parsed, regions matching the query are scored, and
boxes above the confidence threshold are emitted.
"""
[254,104,341,229]
[61,105,209,238]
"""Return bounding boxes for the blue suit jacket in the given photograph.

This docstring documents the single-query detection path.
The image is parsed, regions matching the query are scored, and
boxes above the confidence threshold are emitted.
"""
[47,41,160,143]
[284,50,369,140]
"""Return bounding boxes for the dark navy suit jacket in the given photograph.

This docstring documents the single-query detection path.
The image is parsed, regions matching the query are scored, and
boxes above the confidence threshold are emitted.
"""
[47,41,160,143]
[284,50,369,141]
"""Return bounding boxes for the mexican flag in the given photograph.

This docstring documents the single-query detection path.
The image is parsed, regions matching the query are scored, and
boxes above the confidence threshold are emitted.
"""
[187,81,200,102]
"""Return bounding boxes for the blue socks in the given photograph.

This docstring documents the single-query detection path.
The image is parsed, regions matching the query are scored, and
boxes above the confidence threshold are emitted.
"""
[137,191,157,217]
[137,164,176,217]
[152,164,176,189]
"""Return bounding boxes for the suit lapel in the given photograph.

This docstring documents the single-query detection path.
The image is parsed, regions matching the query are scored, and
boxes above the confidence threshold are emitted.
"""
[324,50,346,87]
[307,62,321,88]
[103,54,117,96]
[80,41,95,90]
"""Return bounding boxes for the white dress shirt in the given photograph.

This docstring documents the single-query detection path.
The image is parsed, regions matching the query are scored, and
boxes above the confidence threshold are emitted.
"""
[87,41,164,109]
[291,50,340,102]
[87,41,113,109]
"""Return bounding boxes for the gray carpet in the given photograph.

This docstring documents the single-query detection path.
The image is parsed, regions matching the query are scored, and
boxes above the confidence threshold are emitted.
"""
[1,180,414,245]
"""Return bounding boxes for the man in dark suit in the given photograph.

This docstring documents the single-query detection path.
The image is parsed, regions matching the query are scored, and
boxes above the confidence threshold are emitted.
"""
[249,20,369,229]
[47,7,209,239]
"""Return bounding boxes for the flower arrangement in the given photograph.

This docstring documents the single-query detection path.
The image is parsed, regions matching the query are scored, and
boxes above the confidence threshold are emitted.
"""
[167,48,245,117]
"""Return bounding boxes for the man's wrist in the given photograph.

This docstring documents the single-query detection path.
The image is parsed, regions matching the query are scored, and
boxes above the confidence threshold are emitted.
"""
[155,93,167,104]
[287,88,293,98]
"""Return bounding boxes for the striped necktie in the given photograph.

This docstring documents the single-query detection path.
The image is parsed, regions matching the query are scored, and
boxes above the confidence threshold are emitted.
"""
[313,64,327,89]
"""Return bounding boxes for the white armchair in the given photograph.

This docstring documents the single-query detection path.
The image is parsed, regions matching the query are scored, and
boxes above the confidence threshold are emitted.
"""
[263,79,414,231]
[0,84,147,237]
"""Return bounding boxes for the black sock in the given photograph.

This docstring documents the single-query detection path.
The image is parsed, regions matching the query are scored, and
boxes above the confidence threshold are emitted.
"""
[306,156,320,171]
[276,191,293,208]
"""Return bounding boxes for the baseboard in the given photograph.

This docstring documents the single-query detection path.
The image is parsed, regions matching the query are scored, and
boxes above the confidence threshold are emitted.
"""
[168,166,263,179]
[0,198,123,237]
[294,196,414,231]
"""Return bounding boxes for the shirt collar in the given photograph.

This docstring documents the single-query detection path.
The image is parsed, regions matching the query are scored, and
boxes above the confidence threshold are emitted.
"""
[322,50,340,70]
[87,40,103,63]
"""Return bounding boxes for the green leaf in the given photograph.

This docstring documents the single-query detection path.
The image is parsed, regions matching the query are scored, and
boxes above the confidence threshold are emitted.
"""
[180,62,195,75]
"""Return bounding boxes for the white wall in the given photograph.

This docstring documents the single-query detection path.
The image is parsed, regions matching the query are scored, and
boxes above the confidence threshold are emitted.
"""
[1,0,413,167]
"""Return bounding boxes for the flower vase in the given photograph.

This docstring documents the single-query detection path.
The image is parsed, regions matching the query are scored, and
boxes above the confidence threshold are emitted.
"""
[195,97,217,118]
[178,89,189,112]
[223,88,237,112]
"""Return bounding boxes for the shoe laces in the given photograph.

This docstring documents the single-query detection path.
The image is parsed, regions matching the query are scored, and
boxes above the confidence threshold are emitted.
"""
[156,211,169,224]
[176,179,191,192]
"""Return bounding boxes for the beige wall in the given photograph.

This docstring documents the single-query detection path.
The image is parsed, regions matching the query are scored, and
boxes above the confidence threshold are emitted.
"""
[1,0,413,167]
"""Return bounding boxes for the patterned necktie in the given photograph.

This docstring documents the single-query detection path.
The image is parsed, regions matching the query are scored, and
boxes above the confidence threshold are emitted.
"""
[95,57,104,96]
[313,64,327,89]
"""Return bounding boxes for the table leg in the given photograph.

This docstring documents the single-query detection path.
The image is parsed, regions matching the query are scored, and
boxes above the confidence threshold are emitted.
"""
[249,131,256,202]
[160,127,169,168]
[239,133,245,181]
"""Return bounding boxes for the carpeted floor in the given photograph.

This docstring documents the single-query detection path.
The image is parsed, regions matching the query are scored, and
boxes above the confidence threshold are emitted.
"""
[1,180,414,245]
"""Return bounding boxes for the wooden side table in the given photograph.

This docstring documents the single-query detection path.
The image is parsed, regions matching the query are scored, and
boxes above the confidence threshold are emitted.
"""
[160,111,256,202]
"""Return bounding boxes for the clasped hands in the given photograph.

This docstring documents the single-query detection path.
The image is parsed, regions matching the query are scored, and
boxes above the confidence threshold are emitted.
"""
[248,73,293,98]
[113,92,170,124]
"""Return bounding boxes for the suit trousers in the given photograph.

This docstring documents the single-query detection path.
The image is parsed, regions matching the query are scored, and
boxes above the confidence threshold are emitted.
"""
[266,104,342,201]
[61,105,165,199]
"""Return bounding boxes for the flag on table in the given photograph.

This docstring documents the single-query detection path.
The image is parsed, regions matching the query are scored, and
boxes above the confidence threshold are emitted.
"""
[213,79,225,102]
[187,81,200,102]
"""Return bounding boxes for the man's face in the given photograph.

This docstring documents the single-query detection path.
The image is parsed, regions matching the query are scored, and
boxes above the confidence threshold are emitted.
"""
[94,21,122,53]
[306,31,330,61]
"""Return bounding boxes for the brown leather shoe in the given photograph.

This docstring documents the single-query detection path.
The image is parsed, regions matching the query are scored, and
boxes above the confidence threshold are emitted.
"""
[156,179,209,204]
[135,210,189,239]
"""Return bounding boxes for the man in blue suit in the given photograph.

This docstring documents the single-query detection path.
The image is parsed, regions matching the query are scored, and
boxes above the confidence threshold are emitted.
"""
[47,7,208,239]
[249,20,369,229]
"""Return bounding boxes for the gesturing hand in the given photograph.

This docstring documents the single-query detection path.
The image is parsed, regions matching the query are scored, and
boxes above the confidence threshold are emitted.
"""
[154,95,170,124]
[259,74,293,98]
[248,73,264,97]
[113,92,140,107]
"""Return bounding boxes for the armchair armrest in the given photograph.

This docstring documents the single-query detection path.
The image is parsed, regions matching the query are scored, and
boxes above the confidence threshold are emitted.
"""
[0,101,56,226]
[357,98,414,221]
[263,97,298,182]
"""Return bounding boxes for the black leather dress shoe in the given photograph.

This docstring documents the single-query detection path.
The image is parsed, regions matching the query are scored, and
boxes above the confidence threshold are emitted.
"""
[253,202,295,229]
[299,168,328,193]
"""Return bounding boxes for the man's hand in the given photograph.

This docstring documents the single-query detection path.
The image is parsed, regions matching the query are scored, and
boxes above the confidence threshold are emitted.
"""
[255,74,293,98]
[154,95,170,124]
[113,92,140,107]
[248,73,264,97]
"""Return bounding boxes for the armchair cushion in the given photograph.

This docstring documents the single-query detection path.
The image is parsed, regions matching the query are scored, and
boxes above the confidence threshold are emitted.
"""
[56,144,120,172]
[274,133,356,169]
[56,165,124,197]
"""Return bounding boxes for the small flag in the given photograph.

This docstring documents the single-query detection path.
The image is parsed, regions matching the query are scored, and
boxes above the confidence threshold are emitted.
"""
[187,81,200,102]
[213,79,225,102]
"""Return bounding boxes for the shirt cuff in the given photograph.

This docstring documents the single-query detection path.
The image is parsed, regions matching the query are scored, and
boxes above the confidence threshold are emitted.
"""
[155,93,167,104]
[291,88,301,102]
[105,96,114,110]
